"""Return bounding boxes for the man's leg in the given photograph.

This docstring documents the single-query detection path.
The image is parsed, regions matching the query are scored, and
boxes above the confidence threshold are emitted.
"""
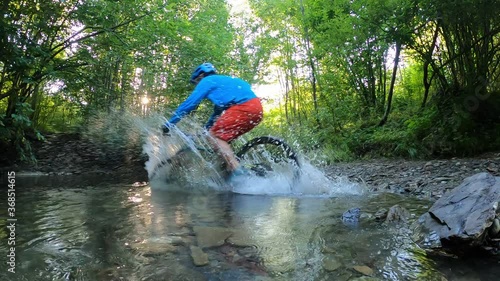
[209,98,263,173]
[207,133,240,171]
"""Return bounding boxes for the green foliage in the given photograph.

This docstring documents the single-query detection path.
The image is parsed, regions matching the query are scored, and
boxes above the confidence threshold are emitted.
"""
[1,0,499,165]
[1,0,244,163]
[410,102,500,157]
[323,101,500,159]
[0,103,43,164]
[33,95,83,133]
[244,0,500,162]
[255,92,499,162]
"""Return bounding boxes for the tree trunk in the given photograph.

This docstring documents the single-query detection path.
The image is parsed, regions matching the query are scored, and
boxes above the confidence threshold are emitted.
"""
[30,83,41,127]
[421,24,440,108]
[379,41,401,126]
[300,0,319,125]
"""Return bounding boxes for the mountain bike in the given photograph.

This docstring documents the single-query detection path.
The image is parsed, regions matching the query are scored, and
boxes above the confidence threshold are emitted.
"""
[148,130,301,184]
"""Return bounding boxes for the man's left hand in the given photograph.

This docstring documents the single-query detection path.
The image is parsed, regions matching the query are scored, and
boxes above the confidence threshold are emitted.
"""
[161,122,174,135]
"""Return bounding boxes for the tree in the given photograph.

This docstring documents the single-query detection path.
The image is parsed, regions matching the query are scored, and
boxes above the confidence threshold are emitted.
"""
[0,0,238,162]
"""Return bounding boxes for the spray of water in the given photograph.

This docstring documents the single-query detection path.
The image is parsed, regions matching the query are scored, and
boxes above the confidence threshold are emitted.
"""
[228,159,366,196]
[89,109,365,196]
[139,116,366,197]
[142,124,230,192]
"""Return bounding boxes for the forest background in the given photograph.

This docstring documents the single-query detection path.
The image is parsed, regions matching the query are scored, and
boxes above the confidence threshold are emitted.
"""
[1,0,499,166]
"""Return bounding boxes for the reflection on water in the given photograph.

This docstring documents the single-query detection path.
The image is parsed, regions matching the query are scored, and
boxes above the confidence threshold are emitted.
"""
[0,176,499,280]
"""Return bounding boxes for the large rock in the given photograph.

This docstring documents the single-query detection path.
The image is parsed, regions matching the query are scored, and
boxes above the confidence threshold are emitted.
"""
[412,172,500,253]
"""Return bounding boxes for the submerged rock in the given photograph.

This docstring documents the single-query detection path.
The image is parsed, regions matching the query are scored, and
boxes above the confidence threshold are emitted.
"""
[412,172,500,254]
[352,265,374,276]
[385,205,410,223]
[129,238,178,256]
[322,255,342,271]
[190,245,209,266]
[374,205,410,223]
[342,207,361,225]
[374,208,388,221]
[193,226,232,248]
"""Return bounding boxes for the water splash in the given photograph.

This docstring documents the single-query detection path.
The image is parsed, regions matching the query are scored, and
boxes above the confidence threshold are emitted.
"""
[143,128,229,192]
[136,114,365,197]
[79,109,338,197]
[144,132,365,197]
[230,159,366,197]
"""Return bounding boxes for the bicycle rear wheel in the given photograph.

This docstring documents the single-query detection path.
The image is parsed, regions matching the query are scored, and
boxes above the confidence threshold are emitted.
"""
[235,136,301,181]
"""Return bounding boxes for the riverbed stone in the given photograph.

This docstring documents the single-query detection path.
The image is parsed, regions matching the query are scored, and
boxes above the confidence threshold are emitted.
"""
[350,277,382,281]
[352,265,374,276]
[193,226,232,248]
[322,255,342,271]
[342,207,361,225]
[190,245,209,266]
[130,239,177,256]
[489,218,500,237]
[412,172,500,252]
[385,205,410,223]
[323,154,500,201]
[374,208,388,221]
[227,230,255,247]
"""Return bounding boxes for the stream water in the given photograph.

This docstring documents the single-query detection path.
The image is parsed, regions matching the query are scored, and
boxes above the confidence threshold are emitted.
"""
[1,174,499,281]
[1,124,499,280]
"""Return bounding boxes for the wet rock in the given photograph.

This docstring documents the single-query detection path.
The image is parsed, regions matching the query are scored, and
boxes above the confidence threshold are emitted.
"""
[219,245,267,276]
[374,208,388,221]
[412,172,500,253]
[190,245,209,266]
[352,265,374,276]
[360,212,372,220]
[489,218,500,237]
[168,236,186,246]
[129,239,177,256]
[350,277,382,281]
[385,205,410,223]
[193,226,232,248]
[321,245,337,254]
[322,255,342,271]
[96,267,122,280]
[342,207,361,225]
[227,230,255,247]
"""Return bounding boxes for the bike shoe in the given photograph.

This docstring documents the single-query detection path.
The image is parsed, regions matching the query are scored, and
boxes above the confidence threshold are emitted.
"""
[229,167,252,181]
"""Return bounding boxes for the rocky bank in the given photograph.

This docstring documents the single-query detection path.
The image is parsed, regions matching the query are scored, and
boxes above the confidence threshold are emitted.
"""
[1,133,148,182]
[324,154,500,200]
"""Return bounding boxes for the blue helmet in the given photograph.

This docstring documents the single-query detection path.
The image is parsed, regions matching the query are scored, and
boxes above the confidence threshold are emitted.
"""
[190,63,216,83]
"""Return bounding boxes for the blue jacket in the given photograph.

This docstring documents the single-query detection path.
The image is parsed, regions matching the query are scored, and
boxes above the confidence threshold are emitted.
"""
[168,75,257,128]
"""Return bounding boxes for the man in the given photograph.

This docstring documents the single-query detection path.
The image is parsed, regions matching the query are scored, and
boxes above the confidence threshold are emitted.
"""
[162,62,263,178]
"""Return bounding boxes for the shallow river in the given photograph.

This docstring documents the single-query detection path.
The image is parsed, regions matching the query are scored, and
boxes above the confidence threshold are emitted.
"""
[1,175,499,281]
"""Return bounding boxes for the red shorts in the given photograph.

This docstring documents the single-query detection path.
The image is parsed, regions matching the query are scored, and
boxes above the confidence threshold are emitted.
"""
[209,98,263,142]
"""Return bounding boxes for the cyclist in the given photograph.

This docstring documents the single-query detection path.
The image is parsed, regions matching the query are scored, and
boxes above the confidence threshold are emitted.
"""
[162,62,263,179]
